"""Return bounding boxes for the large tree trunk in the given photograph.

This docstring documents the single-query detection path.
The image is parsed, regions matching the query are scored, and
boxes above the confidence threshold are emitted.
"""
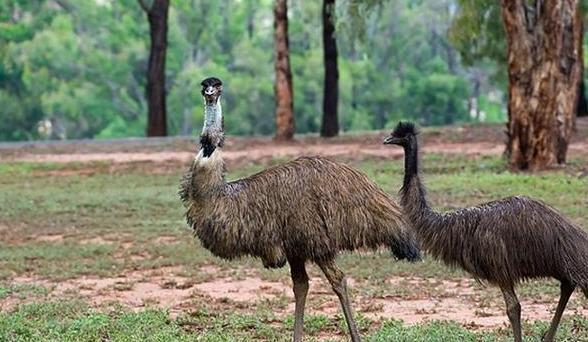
[140,0,169,137]
[273,0,295,140]
[320,0,339,137]
[501,0,582,170]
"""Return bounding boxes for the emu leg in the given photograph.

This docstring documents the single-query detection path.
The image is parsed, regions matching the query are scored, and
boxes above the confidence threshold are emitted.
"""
[318,260,361,342]
[290,260,309,342]
[500,285,522,342]
[543,281,574,342]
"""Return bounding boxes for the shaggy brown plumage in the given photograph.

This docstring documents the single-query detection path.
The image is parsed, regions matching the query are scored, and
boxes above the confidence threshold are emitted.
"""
[385,121,588,342]
[180,155,418,267]
[179,78,420,342]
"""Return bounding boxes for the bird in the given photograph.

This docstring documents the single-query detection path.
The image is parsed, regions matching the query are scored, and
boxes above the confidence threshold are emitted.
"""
[179,77,421,342]
[384,121,588,342]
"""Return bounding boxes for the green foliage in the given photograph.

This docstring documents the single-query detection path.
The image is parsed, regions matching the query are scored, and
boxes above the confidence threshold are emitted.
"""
[448,0,505,66]
[0,0,497,141]
[449,0,588,92]
[399,60,469,126]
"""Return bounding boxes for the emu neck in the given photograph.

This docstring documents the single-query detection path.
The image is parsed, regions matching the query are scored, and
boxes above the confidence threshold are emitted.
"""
[200,98,225,158]
[400,138,438,234]
[188,99,227,202]
[402,139,420,190]
[203,101,223,134]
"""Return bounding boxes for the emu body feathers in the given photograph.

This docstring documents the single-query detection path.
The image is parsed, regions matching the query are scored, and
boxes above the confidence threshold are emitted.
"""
[404,190,588,288]
[180,153,419,267]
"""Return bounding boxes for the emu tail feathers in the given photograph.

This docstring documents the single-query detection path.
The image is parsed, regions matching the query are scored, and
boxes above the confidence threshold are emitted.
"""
[389,231,421,262]
[561,228,588,295]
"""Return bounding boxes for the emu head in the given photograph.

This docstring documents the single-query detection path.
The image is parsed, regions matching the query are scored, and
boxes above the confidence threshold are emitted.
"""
[383,121,418,147]
[201,77,223,106]
[200,77,224,157]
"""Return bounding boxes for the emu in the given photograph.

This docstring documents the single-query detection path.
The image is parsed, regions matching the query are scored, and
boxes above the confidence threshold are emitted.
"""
[180,78,420,342]
[384,121,588,342]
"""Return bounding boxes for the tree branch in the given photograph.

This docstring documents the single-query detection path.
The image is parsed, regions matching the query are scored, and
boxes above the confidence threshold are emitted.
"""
[138,0,150,13]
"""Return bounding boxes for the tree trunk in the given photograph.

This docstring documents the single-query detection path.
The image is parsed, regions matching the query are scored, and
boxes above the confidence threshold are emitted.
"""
[140,0,169,137]
[320,0,339,137]
[273,0,295,140]
[501,0,582,170]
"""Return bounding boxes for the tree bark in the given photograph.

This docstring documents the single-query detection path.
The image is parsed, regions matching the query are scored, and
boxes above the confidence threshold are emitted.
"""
[273,0,295,140]
[501,0,582,170]
[320,0,339,138]
[140,0,169,137]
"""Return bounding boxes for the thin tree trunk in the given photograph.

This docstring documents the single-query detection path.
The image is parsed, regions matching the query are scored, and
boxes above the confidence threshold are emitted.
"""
[321,0,339,137]
[501,0,582,170]
[140,0,169,137]
[273,0,295,140]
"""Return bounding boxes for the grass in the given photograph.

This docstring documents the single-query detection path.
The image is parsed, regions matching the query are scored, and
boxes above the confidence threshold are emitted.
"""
[0,152,587,340]
[1,301,587,341]
[0,301,196,342]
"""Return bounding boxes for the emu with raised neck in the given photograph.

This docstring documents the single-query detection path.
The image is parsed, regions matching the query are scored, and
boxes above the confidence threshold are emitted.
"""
[181,78,422,342]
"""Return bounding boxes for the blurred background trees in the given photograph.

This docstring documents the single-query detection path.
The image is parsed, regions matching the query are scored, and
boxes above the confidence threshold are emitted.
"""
[0,0,585,145]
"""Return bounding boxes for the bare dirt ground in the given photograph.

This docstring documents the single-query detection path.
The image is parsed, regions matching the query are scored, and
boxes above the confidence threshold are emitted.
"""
[5,266,588,330]
[2,119,587,167]
[2,120,588,330]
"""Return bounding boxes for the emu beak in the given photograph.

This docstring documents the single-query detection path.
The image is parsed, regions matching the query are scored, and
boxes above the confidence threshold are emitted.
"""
[383,136,399,145]
[203,86,215,96]
[202,86,221,105]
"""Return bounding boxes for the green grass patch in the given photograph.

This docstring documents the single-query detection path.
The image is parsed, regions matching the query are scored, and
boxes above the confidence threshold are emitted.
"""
[1,301,587,341]
[0,301,196,341]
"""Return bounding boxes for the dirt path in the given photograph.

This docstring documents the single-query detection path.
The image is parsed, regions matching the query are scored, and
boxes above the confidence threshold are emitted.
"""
[4,141,587,164]
[3,137,588,167]
[2,120,587,165]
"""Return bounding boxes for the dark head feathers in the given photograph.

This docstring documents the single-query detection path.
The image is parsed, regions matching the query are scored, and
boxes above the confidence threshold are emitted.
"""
[392,121,418,137]
[201,77,222,88]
